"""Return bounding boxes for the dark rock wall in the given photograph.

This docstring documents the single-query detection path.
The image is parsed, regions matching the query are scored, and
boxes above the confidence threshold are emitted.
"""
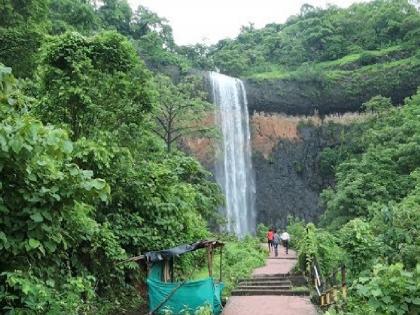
[251,116,355,228]
[244,57,420,115]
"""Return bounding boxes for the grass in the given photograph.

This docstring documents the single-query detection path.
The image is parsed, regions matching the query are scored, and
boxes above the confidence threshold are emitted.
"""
[291,286,310,292]
[315,45,404,70]
[244,45,412,81]
[245,69,288,80]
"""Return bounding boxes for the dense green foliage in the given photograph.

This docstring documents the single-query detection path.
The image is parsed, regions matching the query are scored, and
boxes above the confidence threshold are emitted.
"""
[208,0,420,76]
[326,264,420,315]
[1,0,420,314]
[289,91,420,313]
[0,56,222,312]
[321,92,420,229]
[0,0,191,79]
[288,221,344,278]
[0,1,223,312]
[202,0,420,115]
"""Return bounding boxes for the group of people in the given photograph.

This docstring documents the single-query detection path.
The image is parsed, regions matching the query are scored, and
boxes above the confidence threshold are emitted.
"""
[266,228,290,257]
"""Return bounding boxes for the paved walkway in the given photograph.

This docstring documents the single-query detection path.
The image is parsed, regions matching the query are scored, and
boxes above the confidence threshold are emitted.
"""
[253,247,297,276]
[223,247,318,315]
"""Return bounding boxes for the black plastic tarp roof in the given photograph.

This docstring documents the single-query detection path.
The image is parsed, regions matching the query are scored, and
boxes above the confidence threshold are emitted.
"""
[144,240,223,263]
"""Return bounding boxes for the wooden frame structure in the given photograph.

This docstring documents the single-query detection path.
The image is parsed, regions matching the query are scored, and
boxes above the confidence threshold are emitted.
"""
[121,239,225,281]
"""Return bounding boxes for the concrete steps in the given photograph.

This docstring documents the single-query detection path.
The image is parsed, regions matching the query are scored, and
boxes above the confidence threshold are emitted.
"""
[232,274,310,296]
[238,281,291,287]
[231,289,310,296]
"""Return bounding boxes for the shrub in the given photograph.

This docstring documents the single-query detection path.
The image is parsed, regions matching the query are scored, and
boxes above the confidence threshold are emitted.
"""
[256,223,269,242]
[338,219,380,276]
[362,95,392,113]
[348,263,420,315]
[358,51,378,66]
[1,271,96,314]
[218,236,266,295]
[191,236,266,296]
[296,224,344,277]
[286,216,306,249]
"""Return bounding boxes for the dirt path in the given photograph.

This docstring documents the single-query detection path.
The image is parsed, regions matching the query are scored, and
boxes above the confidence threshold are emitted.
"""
[222,247,318,315]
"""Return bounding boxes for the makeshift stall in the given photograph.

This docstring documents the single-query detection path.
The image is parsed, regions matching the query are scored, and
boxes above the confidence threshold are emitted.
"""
[126,240,225,315]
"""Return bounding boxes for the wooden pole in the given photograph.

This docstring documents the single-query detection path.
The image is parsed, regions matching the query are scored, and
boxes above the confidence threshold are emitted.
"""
[170,257,174,282]
[341,265,347,298]
[163,260,170,282]
[207,246,213,277]
[219,246,223,282]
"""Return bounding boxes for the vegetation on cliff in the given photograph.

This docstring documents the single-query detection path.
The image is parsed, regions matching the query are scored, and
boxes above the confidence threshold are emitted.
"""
[288,91,420,314]
[206,0,420,114]
[208,0,420,76]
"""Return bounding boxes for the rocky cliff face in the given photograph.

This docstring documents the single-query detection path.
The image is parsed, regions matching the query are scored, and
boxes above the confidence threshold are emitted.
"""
[244,57,420,115]
[183,110,364,229]
[184,62,420,229]
[250,113,362,227]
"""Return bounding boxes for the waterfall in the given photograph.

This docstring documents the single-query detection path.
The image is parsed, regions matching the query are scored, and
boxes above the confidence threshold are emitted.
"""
[209,71,256,236]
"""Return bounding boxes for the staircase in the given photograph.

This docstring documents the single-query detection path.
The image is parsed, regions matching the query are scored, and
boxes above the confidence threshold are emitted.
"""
[232,273,310,296]
[223,249,318,315]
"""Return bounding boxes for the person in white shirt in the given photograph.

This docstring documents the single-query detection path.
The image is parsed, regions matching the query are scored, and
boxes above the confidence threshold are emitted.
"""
[280,231,290,254]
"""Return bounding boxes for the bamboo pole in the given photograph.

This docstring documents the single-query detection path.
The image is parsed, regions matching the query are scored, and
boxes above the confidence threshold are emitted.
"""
[207,246,213,277]
[219,246,223,282]
[341,265,347,298]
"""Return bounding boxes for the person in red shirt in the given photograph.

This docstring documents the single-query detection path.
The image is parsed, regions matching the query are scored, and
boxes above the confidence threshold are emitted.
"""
[266,228,274,252]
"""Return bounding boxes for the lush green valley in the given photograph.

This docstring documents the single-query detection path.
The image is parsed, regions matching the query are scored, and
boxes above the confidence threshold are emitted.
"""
[0,0,419,314]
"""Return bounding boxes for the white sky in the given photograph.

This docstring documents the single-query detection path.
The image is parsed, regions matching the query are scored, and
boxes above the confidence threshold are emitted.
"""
[127,0,367,45]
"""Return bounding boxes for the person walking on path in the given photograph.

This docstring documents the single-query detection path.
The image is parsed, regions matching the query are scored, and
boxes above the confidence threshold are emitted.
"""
[266,228,274,252]
[273,230,281,257]
[281,230,290,254]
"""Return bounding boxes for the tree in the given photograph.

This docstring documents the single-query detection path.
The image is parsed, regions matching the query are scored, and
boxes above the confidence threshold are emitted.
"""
[0,27,44,78]
[177,44,215,70]
[48,0,99,34]
[321,89,420,226]
[130,5,175,50]
[0,0,49,78]
[36,31,154,140]
[98,0,132,35]
[151,75,213,153]
[362,95,393,113]
[0,0,49,28]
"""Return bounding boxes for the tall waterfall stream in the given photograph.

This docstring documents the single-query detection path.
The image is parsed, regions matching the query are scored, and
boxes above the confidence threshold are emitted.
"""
[209,72,256,236]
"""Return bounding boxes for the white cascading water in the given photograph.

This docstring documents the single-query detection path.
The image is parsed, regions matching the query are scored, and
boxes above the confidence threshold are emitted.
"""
[209,71,256,236]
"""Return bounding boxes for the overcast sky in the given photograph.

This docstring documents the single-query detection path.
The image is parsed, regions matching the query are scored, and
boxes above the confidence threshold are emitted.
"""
[127,0,366,45]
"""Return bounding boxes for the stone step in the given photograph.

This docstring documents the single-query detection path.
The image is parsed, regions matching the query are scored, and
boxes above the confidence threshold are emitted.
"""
[231,289,310,296]
[251,275,307,285]
[237,285,292,290]
[238,275,294,282]
[252,273,299,278]
[238,281,291,286]
[239,279,291,284]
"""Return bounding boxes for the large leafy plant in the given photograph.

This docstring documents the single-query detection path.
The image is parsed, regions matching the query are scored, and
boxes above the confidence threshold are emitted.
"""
[0,65,130,314]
